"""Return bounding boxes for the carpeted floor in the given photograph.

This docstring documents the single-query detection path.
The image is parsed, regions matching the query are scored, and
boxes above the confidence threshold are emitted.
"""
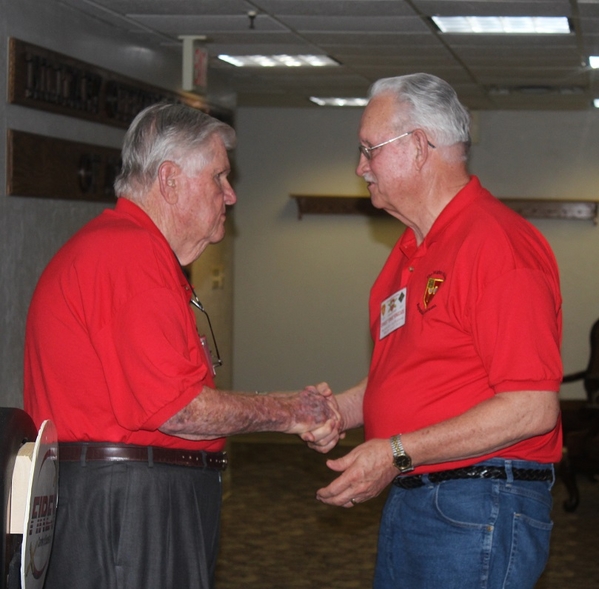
[215,435,599,589]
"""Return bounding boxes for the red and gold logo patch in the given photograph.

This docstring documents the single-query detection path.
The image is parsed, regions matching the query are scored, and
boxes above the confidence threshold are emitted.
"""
[419,271,446,313]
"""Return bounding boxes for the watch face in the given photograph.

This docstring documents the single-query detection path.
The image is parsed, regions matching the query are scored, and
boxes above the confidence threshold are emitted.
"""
[393,454,412,468]
[393,455,412,469]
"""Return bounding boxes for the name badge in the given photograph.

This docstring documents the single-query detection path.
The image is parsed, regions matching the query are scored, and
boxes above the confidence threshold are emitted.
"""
[380,288,407,339]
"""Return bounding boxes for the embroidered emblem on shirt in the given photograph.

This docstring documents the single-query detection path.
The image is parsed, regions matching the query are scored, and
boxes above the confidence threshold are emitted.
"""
[417,271,446,314]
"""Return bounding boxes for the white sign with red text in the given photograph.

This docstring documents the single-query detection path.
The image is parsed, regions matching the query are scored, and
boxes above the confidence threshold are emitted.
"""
[20,420,58,589]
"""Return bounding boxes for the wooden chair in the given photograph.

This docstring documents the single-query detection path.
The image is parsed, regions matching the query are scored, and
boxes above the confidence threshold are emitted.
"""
[560,318,599,511]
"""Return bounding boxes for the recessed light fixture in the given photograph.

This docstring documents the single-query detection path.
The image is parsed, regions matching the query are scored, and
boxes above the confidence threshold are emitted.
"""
[309,97,368,107]
[431,16,571,34]
[218,54,338,68]
[590,56,599,69]
[594,98,599,108]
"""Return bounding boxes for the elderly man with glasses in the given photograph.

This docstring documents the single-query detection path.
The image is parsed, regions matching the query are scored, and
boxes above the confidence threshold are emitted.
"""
[313,73,562,589]
[23,102,340,589]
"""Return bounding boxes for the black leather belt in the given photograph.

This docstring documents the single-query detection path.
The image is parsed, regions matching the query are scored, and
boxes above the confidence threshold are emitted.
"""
[58,442,228,471]
[393,465,552,489]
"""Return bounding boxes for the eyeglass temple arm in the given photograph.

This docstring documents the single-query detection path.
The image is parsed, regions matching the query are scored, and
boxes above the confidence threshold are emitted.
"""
[190,292,222,365]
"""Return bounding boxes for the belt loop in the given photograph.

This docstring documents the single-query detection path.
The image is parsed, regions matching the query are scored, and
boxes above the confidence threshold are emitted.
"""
[147,446,154,468]
[80,444,88,467]
[504,460,514,483]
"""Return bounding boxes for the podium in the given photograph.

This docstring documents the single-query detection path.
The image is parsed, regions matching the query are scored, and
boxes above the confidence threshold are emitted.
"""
[1,409,58,589]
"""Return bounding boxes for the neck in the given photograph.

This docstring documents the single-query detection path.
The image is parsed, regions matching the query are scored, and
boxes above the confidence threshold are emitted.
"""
[124,189,203,265]
[405,163,470,245]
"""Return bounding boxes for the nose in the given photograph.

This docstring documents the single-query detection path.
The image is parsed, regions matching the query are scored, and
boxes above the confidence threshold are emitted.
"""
[356,152,369,177]
[223,179,237,205]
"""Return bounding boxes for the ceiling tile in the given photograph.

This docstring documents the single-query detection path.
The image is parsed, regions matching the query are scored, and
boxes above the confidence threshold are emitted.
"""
[46,0,599,109]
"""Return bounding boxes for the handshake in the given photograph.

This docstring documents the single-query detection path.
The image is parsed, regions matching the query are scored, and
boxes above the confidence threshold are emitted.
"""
[282,382,345,454]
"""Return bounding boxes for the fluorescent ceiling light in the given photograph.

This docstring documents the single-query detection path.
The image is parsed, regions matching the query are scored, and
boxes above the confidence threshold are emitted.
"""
[431,16,571,34]
[594,99,599,108]
[590,56,599,69]
[218,54,338,68]
[310,97,368,107]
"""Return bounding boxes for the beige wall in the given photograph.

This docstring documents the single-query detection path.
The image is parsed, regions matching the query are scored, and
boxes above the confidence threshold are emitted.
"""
[232,107,599,400]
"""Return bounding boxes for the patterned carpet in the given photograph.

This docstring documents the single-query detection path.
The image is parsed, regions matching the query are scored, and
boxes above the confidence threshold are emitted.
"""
[215,435,599,589]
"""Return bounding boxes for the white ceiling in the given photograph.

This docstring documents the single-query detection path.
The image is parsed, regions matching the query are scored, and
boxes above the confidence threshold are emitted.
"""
[58,0,599,110]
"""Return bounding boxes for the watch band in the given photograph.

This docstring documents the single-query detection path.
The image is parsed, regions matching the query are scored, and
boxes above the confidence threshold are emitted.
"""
[390,434,414,473]
[390,434,405,457]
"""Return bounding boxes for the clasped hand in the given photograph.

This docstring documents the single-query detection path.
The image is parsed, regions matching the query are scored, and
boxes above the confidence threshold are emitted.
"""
[290,385,396,507]
[290,382,345,453]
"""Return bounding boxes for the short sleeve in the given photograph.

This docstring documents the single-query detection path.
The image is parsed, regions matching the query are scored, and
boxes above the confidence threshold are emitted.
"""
[94,286,210,431]
[472,268,562,393]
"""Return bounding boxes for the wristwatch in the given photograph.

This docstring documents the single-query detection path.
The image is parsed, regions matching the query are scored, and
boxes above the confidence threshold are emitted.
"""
[390,434,414,473]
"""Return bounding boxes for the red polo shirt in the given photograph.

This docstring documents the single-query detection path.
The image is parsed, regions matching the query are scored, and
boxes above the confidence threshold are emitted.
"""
[24,198,224,452]
[363,176,563,472]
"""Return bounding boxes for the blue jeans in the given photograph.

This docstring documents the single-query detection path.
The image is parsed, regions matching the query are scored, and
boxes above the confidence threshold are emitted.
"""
[374,459,554,589]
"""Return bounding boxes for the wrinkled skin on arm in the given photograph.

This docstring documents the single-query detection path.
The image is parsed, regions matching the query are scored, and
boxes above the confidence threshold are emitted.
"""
[159,381,341,440]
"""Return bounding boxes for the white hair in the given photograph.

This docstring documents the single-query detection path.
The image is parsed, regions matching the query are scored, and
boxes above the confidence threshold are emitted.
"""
[369,73,471,156]
[114,102,236,201]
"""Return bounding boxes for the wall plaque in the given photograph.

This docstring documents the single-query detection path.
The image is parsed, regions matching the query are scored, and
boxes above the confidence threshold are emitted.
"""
[7,38,231,128]
[7,129,121,202]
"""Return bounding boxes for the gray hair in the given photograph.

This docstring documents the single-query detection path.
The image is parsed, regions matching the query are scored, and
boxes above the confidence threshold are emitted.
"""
[369,73,471,153]
[114,102,236,200]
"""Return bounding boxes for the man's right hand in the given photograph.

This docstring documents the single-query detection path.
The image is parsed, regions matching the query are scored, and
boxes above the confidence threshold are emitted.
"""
[295,382,345,453]
[281,382,342,437]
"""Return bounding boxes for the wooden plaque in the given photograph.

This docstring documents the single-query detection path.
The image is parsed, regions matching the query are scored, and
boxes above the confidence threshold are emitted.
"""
[7,38,233,128]
[7,129,121,202]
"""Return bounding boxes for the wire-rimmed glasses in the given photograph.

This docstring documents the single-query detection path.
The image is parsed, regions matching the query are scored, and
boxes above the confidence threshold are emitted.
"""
[190,291,223,374]
[359,130,436,160]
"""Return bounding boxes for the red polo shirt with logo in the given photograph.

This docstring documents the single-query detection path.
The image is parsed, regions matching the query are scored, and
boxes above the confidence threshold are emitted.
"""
[24,198,224,452]
[363,176,563,472]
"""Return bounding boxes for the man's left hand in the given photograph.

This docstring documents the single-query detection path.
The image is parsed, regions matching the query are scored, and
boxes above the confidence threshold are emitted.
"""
[316,438,397,508]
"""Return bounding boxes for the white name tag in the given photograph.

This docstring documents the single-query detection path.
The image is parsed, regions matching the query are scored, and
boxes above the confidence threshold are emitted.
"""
[380,288,407,339]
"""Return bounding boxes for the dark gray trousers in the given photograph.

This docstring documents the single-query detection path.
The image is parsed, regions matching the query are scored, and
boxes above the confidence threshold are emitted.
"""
[43,459,222,589]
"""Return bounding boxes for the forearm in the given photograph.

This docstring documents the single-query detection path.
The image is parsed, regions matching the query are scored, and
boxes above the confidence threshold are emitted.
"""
[402,390,560,468]
[316,390,560,508]
[336,377,367,431]
[159,386,334,440]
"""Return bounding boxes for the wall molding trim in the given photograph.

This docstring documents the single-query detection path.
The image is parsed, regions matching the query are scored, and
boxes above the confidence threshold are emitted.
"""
[291,194,599,223]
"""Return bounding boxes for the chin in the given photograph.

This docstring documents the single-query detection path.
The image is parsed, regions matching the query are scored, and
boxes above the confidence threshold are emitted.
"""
[369,193,384,210]
[211,228,226,244]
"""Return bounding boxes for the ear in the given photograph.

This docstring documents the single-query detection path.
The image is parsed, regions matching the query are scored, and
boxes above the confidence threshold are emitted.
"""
[158,161,181,204]
[412,129,434,171]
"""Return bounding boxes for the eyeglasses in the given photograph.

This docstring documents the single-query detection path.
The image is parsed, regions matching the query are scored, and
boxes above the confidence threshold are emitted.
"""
[359,130,436,160]
[190,291,223,374]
